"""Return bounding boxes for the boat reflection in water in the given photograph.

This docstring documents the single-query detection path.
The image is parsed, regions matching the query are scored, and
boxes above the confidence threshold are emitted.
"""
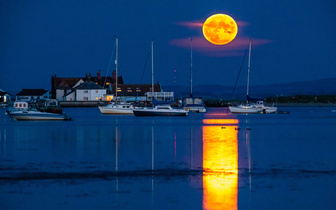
[202,119,239,210]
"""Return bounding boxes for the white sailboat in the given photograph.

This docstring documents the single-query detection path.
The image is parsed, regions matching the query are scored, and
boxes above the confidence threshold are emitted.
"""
[182,38,206,113]
[99,37,135,115]
[133,41,188,117]
[229,40,277,114]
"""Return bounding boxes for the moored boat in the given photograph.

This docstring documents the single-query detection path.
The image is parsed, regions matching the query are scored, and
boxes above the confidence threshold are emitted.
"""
[98,37,136,115]
[8,101,71,121]
[133,104,188,117]
[182,97,206,113]
[99,102,134,115]
[229,100,277,114]
[229,40,277,114]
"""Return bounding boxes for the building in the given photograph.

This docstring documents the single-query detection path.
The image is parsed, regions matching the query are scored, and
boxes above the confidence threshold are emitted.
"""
[65,81,106,101]
[0,89,11,103]
[51,70,123,101]
[15,89,50,101]
[51,70,169,102]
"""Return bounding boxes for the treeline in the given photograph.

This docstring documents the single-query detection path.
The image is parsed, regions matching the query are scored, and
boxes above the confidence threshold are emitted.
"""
[265,95,336,104]
[203,95,336,107]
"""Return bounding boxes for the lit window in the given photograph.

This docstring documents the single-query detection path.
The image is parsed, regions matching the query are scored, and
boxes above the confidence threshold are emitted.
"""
[95,97,98,100]
[127,88,132,92]
[136,88,141,92]
[117,88,121,92]
[106,82,110,86]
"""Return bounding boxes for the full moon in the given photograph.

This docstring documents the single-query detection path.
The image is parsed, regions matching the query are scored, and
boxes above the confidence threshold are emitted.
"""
[202,14,238,45]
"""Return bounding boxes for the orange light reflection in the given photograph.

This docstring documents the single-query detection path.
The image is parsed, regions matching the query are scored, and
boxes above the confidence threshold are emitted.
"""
[202,119,238,210]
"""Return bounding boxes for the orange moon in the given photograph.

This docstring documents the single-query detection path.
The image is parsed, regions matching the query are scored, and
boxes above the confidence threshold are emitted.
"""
[202,14,238,45]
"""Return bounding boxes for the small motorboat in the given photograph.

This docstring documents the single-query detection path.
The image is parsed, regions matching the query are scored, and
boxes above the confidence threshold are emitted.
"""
[8,101,71,121]
[133,104,188,117]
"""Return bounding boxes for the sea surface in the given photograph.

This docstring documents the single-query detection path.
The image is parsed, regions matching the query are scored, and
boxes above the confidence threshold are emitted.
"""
[1,106,336,210]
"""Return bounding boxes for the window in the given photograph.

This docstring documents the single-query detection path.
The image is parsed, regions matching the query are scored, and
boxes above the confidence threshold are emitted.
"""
[95,97,98,100]
[117,87,121,92]
[83,97,88,101]
[84,90,88,93]
[95,90,98,93]
[136,88,141,92]
[127,88,132,92]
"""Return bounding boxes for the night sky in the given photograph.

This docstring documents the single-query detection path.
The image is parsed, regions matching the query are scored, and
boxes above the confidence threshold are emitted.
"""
[1,0,336,93]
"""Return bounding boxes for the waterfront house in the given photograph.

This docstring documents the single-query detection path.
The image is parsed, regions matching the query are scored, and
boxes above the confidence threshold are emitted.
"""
[51,70,122,101]
[51,70,171,102]
[15,89,50,101]
[0,89,11,103]
[65,81,106,101]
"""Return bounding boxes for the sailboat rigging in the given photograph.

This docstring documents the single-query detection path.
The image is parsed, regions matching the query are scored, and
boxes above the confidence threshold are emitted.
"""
[98,37,135,115]
[229,40,277,114]
[133,41,188,116]
[181,38,206,113]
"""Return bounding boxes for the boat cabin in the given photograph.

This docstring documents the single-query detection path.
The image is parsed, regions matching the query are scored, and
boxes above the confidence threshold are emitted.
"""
[13,101,29,110]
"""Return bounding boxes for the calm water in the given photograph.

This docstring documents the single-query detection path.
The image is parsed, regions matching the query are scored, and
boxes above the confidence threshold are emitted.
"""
[1,107,336,210]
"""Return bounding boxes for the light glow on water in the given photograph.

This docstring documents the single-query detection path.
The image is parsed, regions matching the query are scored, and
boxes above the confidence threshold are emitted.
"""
[202,119,238,210]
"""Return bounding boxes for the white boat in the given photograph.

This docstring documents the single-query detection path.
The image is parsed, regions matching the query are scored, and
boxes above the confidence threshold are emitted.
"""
[229,40,277,114]
[182,97,206,113]
[98,37,135,115]
[99,102,134,115]
[182,38,206,113]
[133,41,187,117]
[8,101,71,121]
[133,104,188,117]
[229,100,277,114]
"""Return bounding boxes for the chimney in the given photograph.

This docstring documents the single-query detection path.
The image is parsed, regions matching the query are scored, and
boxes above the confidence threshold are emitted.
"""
[112,70,116,79]
[97,70,101,79]
[86,73,91,81]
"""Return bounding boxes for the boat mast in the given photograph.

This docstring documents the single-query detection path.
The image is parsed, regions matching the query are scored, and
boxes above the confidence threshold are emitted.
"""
[151,40,154,102]
[115,36,118,103]
[190,38,193,98]
[246,40,251,104]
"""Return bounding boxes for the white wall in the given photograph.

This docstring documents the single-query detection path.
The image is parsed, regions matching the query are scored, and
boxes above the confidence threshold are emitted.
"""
[65,92,76,101]
[90,89,106,101]
[76,89,106,101]
[56,89,65,101]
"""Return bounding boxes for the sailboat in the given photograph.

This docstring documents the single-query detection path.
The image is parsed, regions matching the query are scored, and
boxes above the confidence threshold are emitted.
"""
[98,37,135,115]
[229,40,277,114]
[182,38,206,113]
[133,41,188,117]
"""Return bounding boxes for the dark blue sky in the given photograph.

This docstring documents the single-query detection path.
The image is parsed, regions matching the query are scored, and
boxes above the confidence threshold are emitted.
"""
[1,0,336,93]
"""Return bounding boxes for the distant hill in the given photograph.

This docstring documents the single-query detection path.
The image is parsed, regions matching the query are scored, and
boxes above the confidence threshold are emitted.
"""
[163,78,336,100]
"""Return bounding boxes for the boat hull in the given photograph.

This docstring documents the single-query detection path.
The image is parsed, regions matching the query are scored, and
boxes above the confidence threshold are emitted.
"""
[229,106,259,114]
[133,109,188,117]
[260,107,277,114]
[98,106,134,115]
[184,106,206,113]
[9,111,70,121]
